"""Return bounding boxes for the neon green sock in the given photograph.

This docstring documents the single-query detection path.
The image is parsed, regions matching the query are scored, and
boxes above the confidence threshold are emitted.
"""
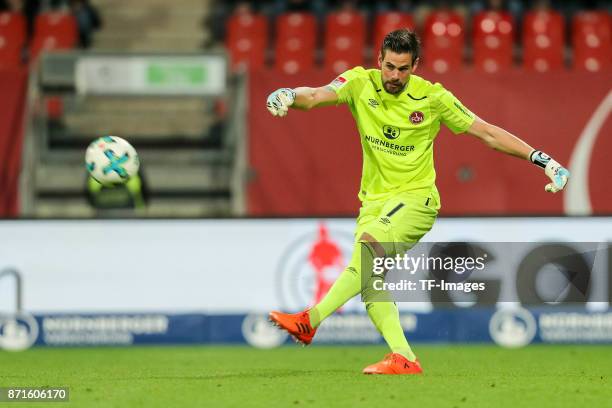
[366,301,416,361]
[308,266,359,328]
[308,241,370,328]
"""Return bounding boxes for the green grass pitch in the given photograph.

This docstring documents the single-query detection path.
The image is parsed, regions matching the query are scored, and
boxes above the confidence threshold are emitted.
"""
[1,345,611,407]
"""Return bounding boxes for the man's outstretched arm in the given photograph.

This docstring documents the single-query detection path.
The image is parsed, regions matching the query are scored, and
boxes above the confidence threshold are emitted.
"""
[266,86,338,117]
[467,117,570,193]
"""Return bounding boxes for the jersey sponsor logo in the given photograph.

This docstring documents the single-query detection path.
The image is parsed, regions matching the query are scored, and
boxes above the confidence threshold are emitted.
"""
[409,111,425,125]
[382,125,400,140]
[330,76,347,89]
[364,135,415,156]
[453,102,474,118]
[368,99,379,108]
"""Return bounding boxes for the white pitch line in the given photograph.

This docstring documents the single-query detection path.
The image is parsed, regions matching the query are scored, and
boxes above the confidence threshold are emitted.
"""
[565,89,612,215]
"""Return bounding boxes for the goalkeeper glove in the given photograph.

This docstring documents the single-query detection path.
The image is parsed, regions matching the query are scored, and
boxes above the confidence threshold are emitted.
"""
[266,88,296,117]
[530,150,570,193]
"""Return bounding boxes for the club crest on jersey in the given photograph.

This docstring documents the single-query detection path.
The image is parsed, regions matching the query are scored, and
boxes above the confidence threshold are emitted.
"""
[409,111,424,125]
[330,76,347,89]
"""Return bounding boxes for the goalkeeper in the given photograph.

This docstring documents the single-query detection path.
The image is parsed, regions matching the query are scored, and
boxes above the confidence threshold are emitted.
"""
[267,29,569,375]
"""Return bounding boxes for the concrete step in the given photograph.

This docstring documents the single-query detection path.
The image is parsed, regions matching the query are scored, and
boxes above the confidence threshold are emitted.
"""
[93,35,208,51]
[36,162,231,193]
[68,97,210,113]
[94,31,208,44]
[94,0,212,9]
[33,196,231,218]
[93,4,211,51]
[43,148,232,165]
[100,10,209,31]
[63,111,215,138]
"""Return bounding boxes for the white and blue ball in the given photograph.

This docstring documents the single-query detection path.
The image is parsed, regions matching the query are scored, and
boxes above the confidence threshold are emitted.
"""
[85,136,140,185]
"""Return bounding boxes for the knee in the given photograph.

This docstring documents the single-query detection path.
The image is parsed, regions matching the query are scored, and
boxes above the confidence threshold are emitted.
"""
[359,232,387,258]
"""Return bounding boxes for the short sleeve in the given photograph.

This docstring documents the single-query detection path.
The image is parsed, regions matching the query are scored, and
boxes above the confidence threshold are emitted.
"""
[431,83,476,134]
[327,67,368,105]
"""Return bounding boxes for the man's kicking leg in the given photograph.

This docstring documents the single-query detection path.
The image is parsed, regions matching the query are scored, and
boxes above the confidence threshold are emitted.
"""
[269,233,422,373]
[268,239,365,345]
[270,193,437,374]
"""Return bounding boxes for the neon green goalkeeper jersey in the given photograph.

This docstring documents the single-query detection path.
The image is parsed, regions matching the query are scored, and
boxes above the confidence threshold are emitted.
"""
[328,67,476,203]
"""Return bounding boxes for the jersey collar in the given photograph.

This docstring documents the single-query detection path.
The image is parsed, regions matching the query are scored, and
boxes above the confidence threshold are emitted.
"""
[373,72,415,102]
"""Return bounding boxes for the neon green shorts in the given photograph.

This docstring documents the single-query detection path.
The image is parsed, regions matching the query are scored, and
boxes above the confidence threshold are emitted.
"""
[354,189,440,256]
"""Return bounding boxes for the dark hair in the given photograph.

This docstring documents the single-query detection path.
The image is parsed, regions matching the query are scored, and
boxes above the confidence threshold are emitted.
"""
[381,29,421,65]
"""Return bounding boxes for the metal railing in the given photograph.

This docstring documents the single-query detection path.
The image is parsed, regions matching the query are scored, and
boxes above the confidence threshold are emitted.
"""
[0,268,23,313]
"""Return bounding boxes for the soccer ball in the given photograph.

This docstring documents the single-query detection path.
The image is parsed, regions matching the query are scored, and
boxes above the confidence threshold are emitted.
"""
[85,136,140,185]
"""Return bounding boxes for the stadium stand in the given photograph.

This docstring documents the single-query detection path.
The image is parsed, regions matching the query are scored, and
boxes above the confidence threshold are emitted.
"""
[93,0,210,51]
[372,11,415,62]
[572,10,611,72]
[472,10,515,72]
[522,8,565,72]
[422,10,465,73]
[274,11,317,74]
[0,12,26,67]
[323,9,365,74]
[3,1,611,218]
[226,7,268,70]
[12,0,235,217]
[30,11,78,60]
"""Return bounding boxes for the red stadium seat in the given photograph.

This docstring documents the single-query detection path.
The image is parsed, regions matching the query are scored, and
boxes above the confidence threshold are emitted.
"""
[324,10,365,74]
[472,11,515,73]
[226,11,268,70]
[0,12,26,67]
[372,12,415,63]
[522,10,565,72]
[423,11,465,73]
[572,11,611,72]
[30,12,78,60]
[274,12,316,74]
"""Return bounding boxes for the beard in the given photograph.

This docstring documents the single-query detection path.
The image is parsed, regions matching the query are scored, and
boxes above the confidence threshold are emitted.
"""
[383,80,405,94]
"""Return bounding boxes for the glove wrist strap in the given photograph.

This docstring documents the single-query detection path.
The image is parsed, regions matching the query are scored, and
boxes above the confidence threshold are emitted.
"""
[529,149,552,169]
[531,150,563,180]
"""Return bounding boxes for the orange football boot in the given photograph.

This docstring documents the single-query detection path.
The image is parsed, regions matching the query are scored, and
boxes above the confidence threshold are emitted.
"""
[362,353,423,375]
[268,310,317,345]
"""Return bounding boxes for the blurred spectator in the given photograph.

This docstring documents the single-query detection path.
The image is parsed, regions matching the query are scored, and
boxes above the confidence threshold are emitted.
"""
[286,0,310,12]
[267,0,327,19]
[0,0,24,11]
[487,0,506,11]
[68,0,101,48]
[420,0,469,28]
[470,0,523,21]
[210,0,262,46]
[234,0,254,14]
[530,0,552,10]
[481,0,523,21]
[372,0,418,13]
[395,0,418,12]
